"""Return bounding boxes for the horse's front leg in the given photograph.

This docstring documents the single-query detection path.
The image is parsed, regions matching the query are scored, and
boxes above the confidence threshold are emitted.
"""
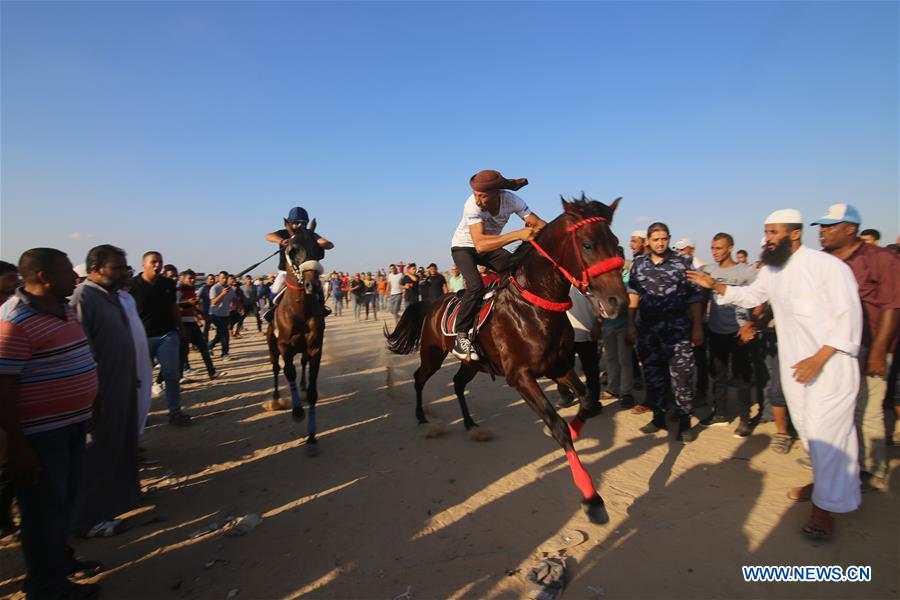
[300,354,308,392]
[283,351,305,422]
[508,370,608,524]
[552,369,602,442]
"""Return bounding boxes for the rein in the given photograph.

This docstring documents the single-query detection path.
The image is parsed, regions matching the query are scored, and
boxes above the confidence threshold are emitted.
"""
[509,215,625,312]
[284,240,309,295]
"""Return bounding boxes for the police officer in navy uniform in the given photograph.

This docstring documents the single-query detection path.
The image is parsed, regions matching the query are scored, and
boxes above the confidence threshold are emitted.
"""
[264,207,334,319]
[627,222,704,443]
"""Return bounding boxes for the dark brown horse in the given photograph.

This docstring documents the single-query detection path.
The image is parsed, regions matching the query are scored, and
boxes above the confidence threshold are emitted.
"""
[262,225,325,456]
[384,195,627,522]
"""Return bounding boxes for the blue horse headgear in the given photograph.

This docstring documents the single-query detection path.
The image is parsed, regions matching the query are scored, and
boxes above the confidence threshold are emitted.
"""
[286,207,309,224]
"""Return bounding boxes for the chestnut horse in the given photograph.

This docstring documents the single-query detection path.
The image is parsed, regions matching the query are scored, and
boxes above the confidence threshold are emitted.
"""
[263,225,325,456]
[384,195,627,522]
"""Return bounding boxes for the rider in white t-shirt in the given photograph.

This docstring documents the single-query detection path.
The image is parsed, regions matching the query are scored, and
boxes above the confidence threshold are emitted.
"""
[449,169,546,361]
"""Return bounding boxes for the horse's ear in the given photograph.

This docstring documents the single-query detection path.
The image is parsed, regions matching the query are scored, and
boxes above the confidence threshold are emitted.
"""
[609,197,622,219]
[560,195,577,215]
[309,218,317,232]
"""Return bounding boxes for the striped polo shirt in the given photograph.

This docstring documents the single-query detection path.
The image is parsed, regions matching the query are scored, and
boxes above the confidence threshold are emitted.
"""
[0,290,98,434]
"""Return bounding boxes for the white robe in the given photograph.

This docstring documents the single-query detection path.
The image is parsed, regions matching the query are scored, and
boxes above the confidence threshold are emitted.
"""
[119,290,154,437]
[718,245,862,513]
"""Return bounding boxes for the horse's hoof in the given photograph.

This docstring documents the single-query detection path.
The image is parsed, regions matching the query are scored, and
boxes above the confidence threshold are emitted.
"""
[467,426,493,442]
[262,400,286,412]
[582,496,609,525]
[419,421,446,438]
[305,442,320,457]
[292,406,306,422]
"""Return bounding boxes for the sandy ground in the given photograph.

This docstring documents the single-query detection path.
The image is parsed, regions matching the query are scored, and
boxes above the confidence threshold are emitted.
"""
[1,309,898,600]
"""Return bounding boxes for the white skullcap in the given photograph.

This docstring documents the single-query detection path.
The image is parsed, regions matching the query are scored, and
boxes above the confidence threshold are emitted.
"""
[630,230,646,239]
[764,208,803,225]
[74,263,88,278]
[673,238,694,250]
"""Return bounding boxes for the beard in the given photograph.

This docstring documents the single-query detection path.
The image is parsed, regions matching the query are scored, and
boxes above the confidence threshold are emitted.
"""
[760,236,793,267]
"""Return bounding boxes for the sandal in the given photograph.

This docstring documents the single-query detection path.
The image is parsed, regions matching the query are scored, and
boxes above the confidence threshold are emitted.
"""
[526,557,567,600]
[69,558,103,579]
[80,520,127,538]
[769,433,794,454]
[802,507,833,540]
[787,483,813,502]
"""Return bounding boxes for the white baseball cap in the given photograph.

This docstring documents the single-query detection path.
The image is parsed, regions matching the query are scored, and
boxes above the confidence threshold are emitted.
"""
[630,230,646,239]
[673,238,695,250]
[764,208,803,225]
[74,263,88,278]
[810,203,862,226]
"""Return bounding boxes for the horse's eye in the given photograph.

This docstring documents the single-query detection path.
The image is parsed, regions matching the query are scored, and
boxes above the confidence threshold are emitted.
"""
[582,243,592,250]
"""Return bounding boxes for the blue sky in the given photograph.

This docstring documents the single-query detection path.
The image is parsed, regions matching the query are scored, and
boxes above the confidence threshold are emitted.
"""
[2,1,897,274]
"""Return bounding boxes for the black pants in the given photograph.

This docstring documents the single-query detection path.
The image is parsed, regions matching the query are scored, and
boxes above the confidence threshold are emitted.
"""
[566,340,601,402]
[237,303,261,332]
[694,329,710,395]
[208,315,231,356]
[708,331,752,421]
[0,464,14,531]
[450,246,512,334]
[202,310,211,345]
[181,321,216,376]
[16,422,86,598]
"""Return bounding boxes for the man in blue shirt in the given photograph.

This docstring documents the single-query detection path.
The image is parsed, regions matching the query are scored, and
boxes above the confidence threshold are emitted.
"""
[627,222,704,443]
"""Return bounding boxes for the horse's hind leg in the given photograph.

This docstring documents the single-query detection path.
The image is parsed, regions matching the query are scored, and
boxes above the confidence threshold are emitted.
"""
[413,338,448,425]
[507,370,608,525]
[552,369,601,441]
[452,364,479,430]
[263,327,285,410]
[303,352,322,456]
[300,354,308,392]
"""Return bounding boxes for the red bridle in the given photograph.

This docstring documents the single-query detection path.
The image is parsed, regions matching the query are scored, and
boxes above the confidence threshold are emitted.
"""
[510,215,625,312]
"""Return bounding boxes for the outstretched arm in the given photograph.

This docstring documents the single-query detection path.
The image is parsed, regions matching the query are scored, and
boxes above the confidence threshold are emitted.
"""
[470,222,535,253]
[687,269,770,309]
[266,231,289,248]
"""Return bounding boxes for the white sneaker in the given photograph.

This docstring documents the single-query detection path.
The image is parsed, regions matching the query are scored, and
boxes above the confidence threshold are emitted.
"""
[451,335,479,361]
[183,368,197,376]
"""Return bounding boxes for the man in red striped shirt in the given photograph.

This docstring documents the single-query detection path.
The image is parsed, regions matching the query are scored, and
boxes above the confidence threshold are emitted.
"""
[0,248,101,599]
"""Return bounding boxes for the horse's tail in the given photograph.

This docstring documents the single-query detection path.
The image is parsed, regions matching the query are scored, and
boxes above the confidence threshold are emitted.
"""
[384,301,426,355]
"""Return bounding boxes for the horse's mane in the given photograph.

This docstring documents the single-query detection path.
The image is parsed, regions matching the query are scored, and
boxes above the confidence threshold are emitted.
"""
[502,193,615,275]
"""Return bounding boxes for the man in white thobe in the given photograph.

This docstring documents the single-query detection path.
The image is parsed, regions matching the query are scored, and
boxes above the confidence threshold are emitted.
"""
[688,209,862,540]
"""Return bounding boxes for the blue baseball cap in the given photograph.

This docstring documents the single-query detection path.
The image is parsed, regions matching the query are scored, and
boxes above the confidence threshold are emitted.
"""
[286,207,309,223]
[811,203,862,226]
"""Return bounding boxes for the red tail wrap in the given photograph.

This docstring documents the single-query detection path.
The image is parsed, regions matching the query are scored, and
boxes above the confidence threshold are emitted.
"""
[565,449,597,500]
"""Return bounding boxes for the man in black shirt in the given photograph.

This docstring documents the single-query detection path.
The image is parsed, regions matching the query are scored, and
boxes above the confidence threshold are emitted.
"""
[263,206,334,320]
[420,263,448,303]
[129,251,191,426]
[400,264,419,308]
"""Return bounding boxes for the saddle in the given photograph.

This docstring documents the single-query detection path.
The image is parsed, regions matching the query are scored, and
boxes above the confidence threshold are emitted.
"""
[440,286,498,337]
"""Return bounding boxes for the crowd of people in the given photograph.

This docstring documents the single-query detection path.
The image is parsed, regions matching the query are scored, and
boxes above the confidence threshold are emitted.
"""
[0,246,285,599]
[0,192,897,598]
[320,263,466,320]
